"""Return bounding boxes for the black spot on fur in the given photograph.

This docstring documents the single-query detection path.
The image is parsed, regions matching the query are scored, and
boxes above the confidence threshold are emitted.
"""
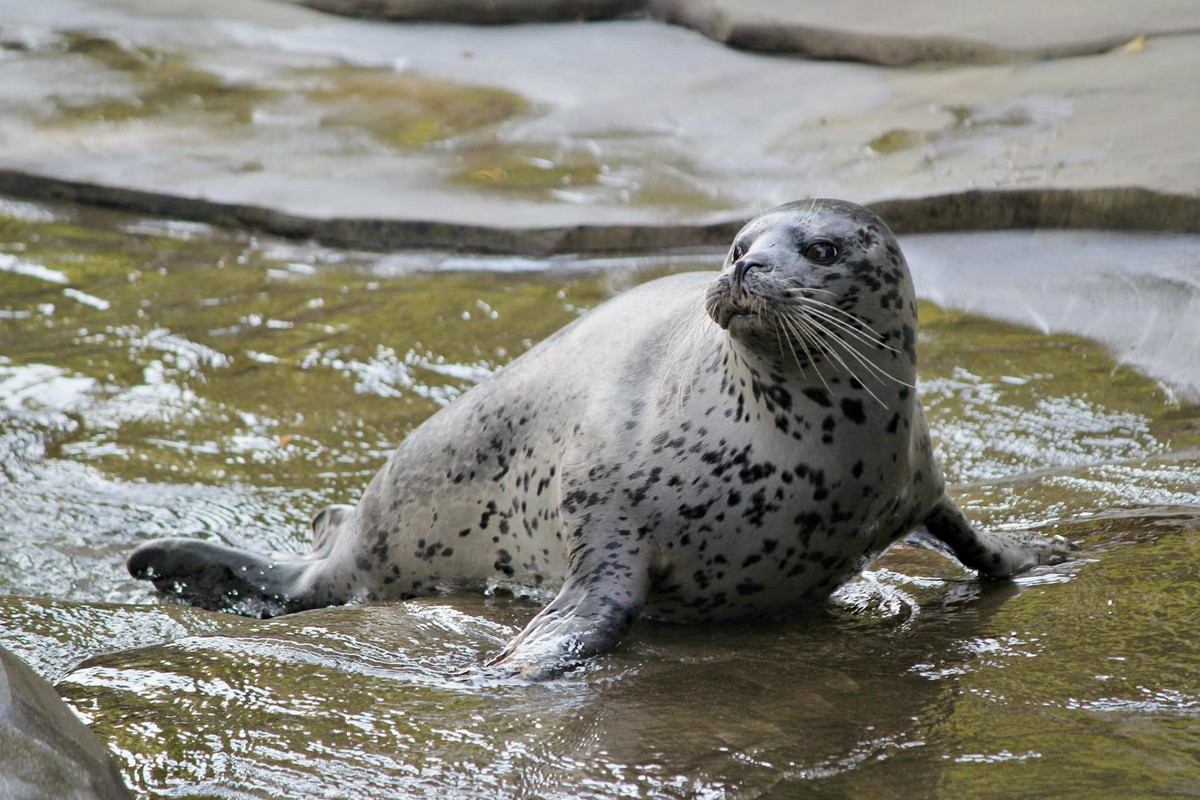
[803,388,832,407]
[479,500,499,530]
[840,398,866,424]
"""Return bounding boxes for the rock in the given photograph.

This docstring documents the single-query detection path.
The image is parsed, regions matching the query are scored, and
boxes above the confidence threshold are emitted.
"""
[277,0,1200,65]
[0,0,1197,248]
[0,645,132,800]
[290,0,645,24]
[651,0,1200,65]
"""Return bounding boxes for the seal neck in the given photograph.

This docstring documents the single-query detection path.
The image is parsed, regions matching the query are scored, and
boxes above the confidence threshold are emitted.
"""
[719,333,916,406]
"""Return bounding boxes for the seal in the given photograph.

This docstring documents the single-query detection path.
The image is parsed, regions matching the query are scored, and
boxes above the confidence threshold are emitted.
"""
[128,199,1072,678]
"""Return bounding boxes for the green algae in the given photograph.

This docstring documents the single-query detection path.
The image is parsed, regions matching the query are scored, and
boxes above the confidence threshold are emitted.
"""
[943,103,1034,131]
[40,33,528,148]
[868,127,928,154]
[448,143,604,195]
[449,144,732,212]
[868,103,1040,157]
[50,32,278,125]
[633,184,732,214]
[303,65,529,149]
[456,155,602,192]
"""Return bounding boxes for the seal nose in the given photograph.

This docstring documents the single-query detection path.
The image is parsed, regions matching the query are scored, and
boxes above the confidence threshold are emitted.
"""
[731,257,763,291]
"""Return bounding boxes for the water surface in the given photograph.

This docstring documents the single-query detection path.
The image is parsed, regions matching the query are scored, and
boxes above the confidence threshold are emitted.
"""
[1,198,1199,798]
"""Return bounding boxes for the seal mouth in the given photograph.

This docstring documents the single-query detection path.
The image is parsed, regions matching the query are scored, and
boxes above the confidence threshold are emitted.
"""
[706,273,764,332]
[717,309,754,331]
[708,296,756,330]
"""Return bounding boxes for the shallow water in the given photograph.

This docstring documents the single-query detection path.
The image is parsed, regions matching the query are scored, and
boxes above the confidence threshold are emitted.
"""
[2,197,1200,798]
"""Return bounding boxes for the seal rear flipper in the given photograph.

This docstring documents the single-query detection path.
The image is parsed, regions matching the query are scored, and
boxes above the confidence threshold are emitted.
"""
[127,537,320,619]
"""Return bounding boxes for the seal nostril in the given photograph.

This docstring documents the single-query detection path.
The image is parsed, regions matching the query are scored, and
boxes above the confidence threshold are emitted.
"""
[732,258,762,290]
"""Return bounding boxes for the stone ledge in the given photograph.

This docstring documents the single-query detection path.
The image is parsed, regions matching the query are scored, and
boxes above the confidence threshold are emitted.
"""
[292,0,645,24]
[649,0,1200,65]
[3,170,1196,256]
[281,0,1200,65]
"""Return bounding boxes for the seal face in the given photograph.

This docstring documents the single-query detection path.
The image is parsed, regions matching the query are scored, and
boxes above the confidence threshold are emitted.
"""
[128,199,1072,678]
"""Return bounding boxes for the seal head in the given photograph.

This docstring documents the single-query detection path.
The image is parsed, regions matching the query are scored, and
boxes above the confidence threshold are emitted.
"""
[707,199,916,392]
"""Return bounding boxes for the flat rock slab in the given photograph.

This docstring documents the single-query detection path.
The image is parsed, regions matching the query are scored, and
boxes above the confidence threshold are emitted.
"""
[652,0,1200,64]
[0,0,1196,244]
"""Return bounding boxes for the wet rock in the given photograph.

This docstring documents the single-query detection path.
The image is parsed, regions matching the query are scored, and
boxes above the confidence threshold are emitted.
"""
[289,0,645,24]
[904,228,1200,405]
[3,169,1199,256]
[0,167,740,254]
[0,645,131,800]
[652,0,1200,65]
[0,1,1197,248]
[279,0,1200,65]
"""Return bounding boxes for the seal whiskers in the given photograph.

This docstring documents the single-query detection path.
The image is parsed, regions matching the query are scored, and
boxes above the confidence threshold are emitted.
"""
[657,289,717,412]
[776,308,835,393]
[782,304,910,402]
[787,294,899,356]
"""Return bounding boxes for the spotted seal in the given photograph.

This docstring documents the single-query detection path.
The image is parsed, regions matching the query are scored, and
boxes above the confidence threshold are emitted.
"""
[128,199,1072,678]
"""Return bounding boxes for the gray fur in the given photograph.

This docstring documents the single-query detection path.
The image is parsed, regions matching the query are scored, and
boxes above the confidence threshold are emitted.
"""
[128,199,1073,678]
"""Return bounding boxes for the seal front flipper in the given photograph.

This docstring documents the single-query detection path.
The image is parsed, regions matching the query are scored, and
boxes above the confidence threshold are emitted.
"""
[918,494,1077,578]
[127,537,320,619]
[486,538,652,680]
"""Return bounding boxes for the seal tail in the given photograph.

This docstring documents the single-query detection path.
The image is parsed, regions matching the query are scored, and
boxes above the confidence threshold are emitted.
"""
[127,538,324,619]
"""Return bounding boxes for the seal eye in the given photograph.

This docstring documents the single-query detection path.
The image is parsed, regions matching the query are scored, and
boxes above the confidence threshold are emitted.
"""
[804,239,838,264]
